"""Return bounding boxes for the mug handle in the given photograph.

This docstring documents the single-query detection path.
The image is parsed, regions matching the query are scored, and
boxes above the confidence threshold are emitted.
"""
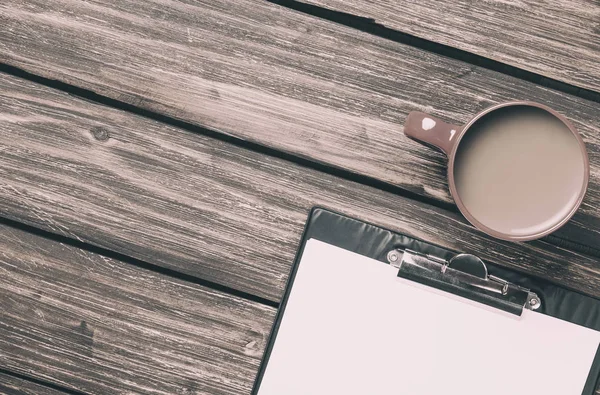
[404,112,461,156]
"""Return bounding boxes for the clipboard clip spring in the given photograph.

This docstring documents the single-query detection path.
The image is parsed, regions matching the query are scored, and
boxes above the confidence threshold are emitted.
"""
[387,249,541,315]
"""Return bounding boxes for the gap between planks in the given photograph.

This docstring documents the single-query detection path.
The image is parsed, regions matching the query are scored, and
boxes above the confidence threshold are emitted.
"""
[292,0,600,99]
[0,216,279,309]
[0,370,84,395]
[0,63,453,216]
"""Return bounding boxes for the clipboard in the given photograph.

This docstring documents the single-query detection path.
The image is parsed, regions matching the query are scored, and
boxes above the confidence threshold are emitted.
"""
[252,207,600,395]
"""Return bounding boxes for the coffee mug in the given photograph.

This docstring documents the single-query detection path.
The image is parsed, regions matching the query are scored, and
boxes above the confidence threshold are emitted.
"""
[405,101,589,241]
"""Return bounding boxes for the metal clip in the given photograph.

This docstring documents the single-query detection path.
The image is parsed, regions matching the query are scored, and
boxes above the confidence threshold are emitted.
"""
[387,249,541,315]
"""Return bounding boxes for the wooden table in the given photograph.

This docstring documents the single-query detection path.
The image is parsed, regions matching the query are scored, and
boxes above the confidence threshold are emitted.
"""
[1,0,599,393]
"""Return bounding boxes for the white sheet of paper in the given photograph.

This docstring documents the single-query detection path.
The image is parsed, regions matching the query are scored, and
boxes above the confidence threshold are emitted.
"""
[257,239,600,395]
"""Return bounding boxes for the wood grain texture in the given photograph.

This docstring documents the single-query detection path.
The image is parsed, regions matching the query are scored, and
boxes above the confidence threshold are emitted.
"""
[1,75,599,302]
[0,374,65,395]
[0,224,275,395]
[1,0,599,249]
[302,0,600,94]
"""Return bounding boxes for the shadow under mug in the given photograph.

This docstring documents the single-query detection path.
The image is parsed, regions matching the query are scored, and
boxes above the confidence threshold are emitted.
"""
[404,101,589,241]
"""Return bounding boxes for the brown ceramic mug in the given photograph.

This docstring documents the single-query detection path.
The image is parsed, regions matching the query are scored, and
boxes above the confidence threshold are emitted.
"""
[405,102,589,241]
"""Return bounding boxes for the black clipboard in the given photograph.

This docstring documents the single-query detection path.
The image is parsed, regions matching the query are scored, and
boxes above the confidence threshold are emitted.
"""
[252,207,600,394]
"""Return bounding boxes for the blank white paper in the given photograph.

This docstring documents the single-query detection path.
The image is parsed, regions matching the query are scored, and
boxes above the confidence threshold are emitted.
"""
[257,239,600,395]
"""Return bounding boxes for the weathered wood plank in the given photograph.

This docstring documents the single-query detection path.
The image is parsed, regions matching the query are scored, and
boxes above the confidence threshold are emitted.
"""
[1,75,599,302]
[2,0,599,249]
[301,0,600,94]
[0,374,66,395]
[0,224,275,395]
